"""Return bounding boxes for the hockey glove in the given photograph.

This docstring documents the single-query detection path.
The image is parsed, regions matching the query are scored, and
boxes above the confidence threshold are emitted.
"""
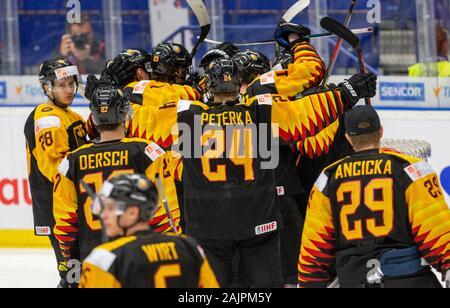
[338,72,377,107]
[275,23,311,49]
[106,56,136,88]
[182,71,204,95]
[86,113,100,141]
[85,74,112,101]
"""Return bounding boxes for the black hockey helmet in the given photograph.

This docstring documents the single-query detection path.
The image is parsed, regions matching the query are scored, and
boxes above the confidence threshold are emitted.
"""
[273,49,294,70]
[106,49,152,88]
[150,42,192,83]
[199,42,240,69]
[39,57,81,89]
[232,49,271,84]
[199,49,230,70]
[204,58,241,95]
[89,85,131,127]
[101,174,158,222]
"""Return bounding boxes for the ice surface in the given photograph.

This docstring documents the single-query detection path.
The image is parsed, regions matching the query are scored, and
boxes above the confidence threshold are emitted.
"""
[0,249,59,288]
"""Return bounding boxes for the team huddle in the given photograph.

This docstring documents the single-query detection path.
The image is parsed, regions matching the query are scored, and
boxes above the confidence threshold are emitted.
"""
[24,21,449,288]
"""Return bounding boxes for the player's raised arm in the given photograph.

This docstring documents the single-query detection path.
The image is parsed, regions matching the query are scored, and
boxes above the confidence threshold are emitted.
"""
[273,72,377,144]
[273,23,326,96]
[245,23,326,99]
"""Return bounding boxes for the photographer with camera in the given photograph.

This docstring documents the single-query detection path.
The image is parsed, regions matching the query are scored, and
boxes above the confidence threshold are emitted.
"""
[56,14,106,74]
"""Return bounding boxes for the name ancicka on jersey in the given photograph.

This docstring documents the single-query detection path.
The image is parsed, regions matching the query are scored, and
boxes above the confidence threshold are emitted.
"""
[335,159,392,179]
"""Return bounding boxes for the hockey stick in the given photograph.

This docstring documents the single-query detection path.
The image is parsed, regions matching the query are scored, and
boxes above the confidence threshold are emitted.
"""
[321,0,358,86]
[187,0,211,58]
[80,179,109,243]
[155,174,179,234]
[276,0,311,57]
[280,0,311,24]
[203,27,373,47]
[320,16,371,105]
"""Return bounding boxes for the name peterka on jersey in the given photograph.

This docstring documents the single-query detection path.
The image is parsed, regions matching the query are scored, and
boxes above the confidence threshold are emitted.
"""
[201,110,254,126]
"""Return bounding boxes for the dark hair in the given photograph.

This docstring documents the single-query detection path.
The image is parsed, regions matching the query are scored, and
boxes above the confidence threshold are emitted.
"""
[347,129,382,149]
[96,123,123,133]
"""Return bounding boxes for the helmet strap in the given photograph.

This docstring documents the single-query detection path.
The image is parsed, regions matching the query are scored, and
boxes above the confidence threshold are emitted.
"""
[117,209,143,236]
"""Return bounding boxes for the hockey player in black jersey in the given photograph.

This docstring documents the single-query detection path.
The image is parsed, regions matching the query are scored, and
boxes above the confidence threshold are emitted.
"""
[166,53,375,287]
[299,106,449,288]
[232,23,328,286]
[79,174,219,288]
[53,85,177,283]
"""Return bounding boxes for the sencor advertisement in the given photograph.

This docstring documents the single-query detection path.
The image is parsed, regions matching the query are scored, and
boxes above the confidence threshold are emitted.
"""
[379,82,426,102]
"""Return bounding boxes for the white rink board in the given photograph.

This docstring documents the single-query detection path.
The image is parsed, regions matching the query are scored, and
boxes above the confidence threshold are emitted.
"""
[0,106,448,230]
[0,107,89,229]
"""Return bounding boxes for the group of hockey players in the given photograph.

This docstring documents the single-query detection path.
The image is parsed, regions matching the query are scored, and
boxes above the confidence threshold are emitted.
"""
[24,21,449,288]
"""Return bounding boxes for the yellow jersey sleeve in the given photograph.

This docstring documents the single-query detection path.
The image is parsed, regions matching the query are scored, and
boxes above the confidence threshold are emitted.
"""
[128,102,177,148]
[79,262,122,288]
[33,109,71,182]
[276,42,326,97]
[296,118,341,158]
[404,161,450,273]
[145,151,183,234]
[298,177,337,288]
[198,258,220,288]
[53,156,79,260]
[272,89,346,144]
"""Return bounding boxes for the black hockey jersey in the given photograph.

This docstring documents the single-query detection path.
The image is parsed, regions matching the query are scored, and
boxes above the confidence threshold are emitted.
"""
[53,138,176,261]
[79,231,219,288]
[127,87,350,240]
[298,149,450,288]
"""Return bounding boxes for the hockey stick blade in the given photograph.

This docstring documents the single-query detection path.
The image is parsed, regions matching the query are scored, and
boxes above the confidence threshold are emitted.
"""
[187,0,211,57]
[80,179,103,217]
[322,0,358,85]
[321,17,371,105]
[155,173,178,234]
[281,0,311,23]
[320,16,360,48]
[203,27,372,46]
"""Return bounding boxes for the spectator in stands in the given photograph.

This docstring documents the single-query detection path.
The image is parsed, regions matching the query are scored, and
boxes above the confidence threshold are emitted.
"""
[54,14,106,74]
[409,22,450,77]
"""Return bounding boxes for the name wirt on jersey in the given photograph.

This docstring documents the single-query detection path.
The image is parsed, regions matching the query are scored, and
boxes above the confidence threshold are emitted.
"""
[79,150,129,171]
[335,159,392,180]
[142,242,179,263]
[201,111,254,126]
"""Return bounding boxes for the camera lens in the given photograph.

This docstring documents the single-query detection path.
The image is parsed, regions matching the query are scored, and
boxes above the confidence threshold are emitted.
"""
[71,33,88,50]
